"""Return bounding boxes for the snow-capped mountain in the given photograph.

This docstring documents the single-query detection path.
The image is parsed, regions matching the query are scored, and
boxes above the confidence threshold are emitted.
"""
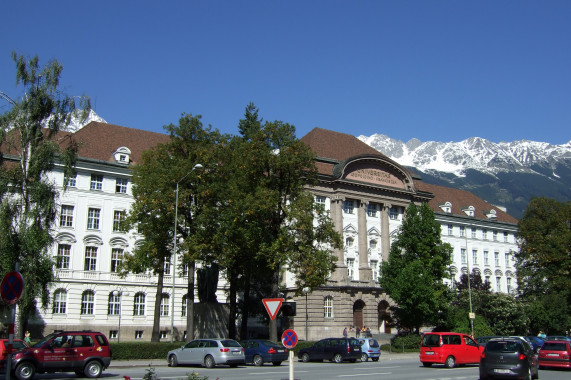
[358,134,571,219]
[65,109,106,132]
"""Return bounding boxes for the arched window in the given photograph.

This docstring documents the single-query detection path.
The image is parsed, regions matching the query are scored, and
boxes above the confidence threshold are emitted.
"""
[324,296,334,318]
[134,292,146,316]
[52,289,67,314]
[81,290,95,315]
[108,292,120,315]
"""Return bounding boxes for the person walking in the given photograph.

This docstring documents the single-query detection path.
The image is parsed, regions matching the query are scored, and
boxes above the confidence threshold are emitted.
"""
[24,331,31,345]
[343,327,348,338]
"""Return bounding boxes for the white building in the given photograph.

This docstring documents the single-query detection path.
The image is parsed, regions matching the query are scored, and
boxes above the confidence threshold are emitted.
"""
[27,123,519,341]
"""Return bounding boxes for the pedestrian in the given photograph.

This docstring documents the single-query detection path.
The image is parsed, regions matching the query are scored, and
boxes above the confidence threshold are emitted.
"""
[24,331,31,345]
[343,327,347,338]
[538,331,546,339]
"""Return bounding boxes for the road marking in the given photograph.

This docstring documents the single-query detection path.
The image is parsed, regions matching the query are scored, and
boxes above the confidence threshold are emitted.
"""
[338,372,392,377]
[248,370,310,375]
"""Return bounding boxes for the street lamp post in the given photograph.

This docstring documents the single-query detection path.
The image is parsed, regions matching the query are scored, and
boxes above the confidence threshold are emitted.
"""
[171,163,203,343]
[302,287,310,340]
[465,224,475,337]
[112,290,129,343]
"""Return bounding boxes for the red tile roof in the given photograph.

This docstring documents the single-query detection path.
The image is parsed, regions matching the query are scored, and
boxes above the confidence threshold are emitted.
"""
[301,127,386,162]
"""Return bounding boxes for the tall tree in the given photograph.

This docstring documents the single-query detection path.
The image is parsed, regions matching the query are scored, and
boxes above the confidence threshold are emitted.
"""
[379,203,453,333]
[197,104,341,340]
[515,197,571,333]
[124,114,222,342]
[0,53,89,335]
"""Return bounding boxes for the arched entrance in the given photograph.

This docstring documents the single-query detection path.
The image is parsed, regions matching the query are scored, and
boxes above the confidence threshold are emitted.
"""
[377,300,392,334]
[353,300,366,329]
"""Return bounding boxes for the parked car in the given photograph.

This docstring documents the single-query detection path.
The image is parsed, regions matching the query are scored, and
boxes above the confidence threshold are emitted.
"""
[545,336,571,342]
[358,338,380,362]
[298,338,362,363]
[167,339,245,368]
[11,331,111,380]
[0,339,29,369]
[475,336,503,347]
[479,337,539,380]
[239,339,288,366]
[538,339,571,369]
[525,336,545,351]
[420,332,483,368]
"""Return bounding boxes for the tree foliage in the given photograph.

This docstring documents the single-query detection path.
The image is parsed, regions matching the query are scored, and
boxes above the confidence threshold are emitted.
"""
[379,203,453,333]
[515,197,571,333]
[0,53,89,335]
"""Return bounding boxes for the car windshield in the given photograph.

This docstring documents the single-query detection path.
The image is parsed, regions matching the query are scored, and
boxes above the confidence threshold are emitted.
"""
[221,339,241,348]
[542,342,567,351]
[12,341,28,349]
[422,334,440,347]
[367,339,379,347]
[348,339,360,345]
[487,341,521,353]
[259,340,279,347]
[32,333,58,348]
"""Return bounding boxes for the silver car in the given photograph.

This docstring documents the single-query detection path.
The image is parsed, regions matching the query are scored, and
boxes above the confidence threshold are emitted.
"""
[167,338,245,368]
[358,338,381,362]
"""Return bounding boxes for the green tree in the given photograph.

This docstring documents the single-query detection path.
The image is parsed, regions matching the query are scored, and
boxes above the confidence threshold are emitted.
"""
[197,104,341,340]
[379,203,453,333]
[479,292,528,335]
[515,197,571,334]
[124,113,223,342]
[0,53,89,335]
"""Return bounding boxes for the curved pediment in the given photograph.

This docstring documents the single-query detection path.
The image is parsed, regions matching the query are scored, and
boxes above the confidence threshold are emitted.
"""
[83,234,104,246]
[55,232,77,244]
[333,155,415,191]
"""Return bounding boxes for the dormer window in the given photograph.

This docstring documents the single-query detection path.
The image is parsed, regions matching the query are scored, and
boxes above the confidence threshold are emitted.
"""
[113,147,131,165]
[439,201,452,213]
[462,205,475,217]
[485,209,497,220]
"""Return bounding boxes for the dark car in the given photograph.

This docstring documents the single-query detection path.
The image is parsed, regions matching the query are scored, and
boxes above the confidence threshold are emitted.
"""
[239,339,288,366]
[476,336,503,347]
[525,336,545,351]
[538,339,571,369]
[479,337,539,380]
[298,338,362,363]
[11,331,111,380]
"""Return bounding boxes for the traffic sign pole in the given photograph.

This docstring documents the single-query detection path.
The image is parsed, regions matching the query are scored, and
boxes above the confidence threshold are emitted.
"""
[281,329,298,380]
[289,349,294,380]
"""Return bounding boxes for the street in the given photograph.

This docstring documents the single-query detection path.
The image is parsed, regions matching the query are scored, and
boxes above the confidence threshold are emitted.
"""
[20,356,568,380]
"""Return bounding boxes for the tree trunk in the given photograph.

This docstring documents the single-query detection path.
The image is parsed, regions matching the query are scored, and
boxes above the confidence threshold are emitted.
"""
[228,270,237,339]
[186,261,196,342]
[239,272,251,340]
[152,264,165,342]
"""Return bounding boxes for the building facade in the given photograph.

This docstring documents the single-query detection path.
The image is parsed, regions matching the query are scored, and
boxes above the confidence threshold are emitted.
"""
[26,123,518,342]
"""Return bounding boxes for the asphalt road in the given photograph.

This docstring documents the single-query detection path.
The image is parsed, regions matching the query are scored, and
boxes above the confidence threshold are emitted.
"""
[16,354,569,380]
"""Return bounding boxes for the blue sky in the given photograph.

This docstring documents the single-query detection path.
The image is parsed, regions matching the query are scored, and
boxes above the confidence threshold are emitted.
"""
[1,1,570,144]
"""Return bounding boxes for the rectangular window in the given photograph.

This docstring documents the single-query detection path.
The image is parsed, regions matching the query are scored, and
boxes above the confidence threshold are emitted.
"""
[494,252,500,267]
[483,229,488,240]
[324,296,333,318]
[505,252,510,267]
[504,232,509,243]
[343,200,354,214]
[110,248,124,273]
[65,172,77,187]
[135,331,144,339]
[367,203,377,217]
[108,293,120,315]
[81,292,94,315]
[347,258,355,279]
[87,208,101,230]
[90,174,103,190]
[484,251,489,266]
[53,291,67,314]
[315,196,326,207]
[496,277,501,292]
[113,210,126,232]
[115,178,128,193]
[389,207,398,220]
[160,295,170,316]
[507,278,512,293]
[370,260,379,281]
[461,248,467,264]
[493,231,498,241]
[471,228,477,239]
[109,331,118,340]
[448,224,453,235]
[134,294,145,316]
[164,259,171,276]
[472,250,478,266]
[84,247,97,271]
[160,331,168,340]
[59,205,74,227]
[57,244,71,269]
[459,226,465,237]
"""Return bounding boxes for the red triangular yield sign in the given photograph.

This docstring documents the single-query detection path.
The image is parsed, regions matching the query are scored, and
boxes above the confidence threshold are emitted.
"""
[262,298,284,320]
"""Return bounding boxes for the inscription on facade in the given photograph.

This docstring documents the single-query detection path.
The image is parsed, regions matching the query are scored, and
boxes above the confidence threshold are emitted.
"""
[346,166,405,189]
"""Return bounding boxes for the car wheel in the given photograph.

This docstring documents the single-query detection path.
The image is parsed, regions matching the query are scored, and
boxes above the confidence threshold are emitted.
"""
[524,367,532,380]
[444,355,456,368]
[422,362,432,367]
[272,361,282,366]
[169,354,178,367]
[333,353,343,363]
[84,360,103,378]
[361,353,368,362]
[204,355,216,369]
[253,355,264,366]
[15,362,35,380]
[301,353,310,362]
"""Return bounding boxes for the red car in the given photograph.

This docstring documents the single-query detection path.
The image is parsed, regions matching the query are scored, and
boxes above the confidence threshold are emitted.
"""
[420,332,483,368]
[0,339,29,368]
[538,339,571,369]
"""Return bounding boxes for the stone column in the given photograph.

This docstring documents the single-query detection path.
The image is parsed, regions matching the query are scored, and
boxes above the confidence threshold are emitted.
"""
[358,201,372,282]
[330,196,347,281]
[381,204,391,261]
